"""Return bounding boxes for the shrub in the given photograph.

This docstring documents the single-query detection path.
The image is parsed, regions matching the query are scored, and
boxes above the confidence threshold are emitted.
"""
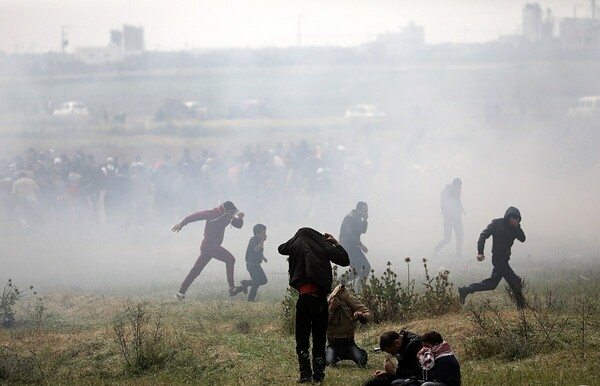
[280,287,298,334]
[0,347,41,383]
[418,258,460,316]
[359,261,418,323]
[464,284,571,360]
[1,279,36,328]
[281,257,460,330]
[113,302,171,373]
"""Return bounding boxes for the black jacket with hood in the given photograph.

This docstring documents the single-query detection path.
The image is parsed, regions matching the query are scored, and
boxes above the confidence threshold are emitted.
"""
[278,227,350,295]
[394,330,423,379]
[477,206,526,260]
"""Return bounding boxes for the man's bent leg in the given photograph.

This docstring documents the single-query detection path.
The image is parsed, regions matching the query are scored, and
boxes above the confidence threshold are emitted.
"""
[465,267,503,294]
[348,342,368,367]
[325,345,338,366]
[213,246,236,288]
[433,216,453,256]
[497,260,525,308]
[454,218,464,258]
[179,252,212,294]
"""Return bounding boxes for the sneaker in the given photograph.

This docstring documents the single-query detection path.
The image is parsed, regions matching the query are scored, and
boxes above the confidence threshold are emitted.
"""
[296,377,312,384]
[229,286,245,296]
[458,286,468,305]
[175,292,185,300]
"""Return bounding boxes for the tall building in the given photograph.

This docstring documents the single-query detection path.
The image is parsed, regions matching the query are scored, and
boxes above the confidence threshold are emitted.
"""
[122,25,144,53]
[522,3,554,43]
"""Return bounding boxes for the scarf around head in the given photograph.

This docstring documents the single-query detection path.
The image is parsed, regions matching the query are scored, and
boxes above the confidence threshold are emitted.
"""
[418,341,454,371]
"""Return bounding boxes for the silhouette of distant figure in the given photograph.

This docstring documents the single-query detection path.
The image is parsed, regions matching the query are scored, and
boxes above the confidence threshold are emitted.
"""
[339,202,370,286]
[433,178,464,258]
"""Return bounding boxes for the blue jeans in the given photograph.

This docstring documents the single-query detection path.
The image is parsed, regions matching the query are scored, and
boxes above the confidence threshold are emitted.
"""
[326,339,368,367]
[244,263,268,301]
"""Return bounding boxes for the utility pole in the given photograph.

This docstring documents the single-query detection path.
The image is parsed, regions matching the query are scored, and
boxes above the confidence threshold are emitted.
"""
[61,25,70,53]
[297,15,304,47]
[592,0,598,21]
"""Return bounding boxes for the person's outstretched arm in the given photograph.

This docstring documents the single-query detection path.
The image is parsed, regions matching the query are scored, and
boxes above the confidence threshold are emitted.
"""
[477,221,495,255]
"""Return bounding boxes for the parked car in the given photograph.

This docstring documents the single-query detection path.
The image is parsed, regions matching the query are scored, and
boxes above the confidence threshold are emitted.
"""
[154,99,207,121]
[52,101,89,116]
[183,101,208,119]
[345,104,385,121]
[568,96,600,118]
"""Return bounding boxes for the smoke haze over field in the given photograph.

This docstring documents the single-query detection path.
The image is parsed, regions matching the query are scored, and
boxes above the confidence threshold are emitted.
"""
[2,4,600,294]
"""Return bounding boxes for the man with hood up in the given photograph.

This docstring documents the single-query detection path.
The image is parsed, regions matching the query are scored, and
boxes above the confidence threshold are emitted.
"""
[172,201,244,299]
[278,228,349,384]
[339,201,370,286]
[458,206,526,308]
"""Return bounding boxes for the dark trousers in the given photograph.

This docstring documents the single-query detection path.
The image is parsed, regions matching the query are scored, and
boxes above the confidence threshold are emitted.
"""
[363,373,398,386]
[179,241,236,294]
[433,215,463,258]
[295,294,328,381]
[342,243,371,287]
[465,256,524,304]
[326,339,368,367]
[244,263,268,301]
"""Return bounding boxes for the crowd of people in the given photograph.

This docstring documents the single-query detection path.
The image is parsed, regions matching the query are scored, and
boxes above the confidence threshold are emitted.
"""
[0,140,377,235]
[2,138,533,385]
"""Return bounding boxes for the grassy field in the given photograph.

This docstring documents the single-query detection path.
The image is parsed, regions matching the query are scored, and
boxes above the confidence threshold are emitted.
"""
[2,61,600,385]
[1,263,599,386]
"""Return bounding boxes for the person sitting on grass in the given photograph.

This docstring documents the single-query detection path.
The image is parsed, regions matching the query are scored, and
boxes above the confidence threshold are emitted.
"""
[415,331,461,386]
[363,330,422,386]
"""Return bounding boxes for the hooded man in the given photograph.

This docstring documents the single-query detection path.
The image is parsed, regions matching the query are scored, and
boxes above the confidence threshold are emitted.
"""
[278,227,349,384]
[339,201,370,286]
[172,201,244,299]
[458,206,526,308]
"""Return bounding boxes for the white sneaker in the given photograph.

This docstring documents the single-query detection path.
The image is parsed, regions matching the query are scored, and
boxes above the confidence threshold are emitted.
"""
[176,292,185,300]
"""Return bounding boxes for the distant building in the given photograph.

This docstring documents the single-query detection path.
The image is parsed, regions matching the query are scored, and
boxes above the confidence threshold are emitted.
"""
[122,25,144,53]
[522,3,554,43]
[110,29,123,47]
[74,45,123,65]
[559,17,600,49]
[74,24,144,65]
[366,22,426,59]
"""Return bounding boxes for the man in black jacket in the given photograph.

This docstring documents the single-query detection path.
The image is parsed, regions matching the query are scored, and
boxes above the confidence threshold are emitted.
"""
[339,201,370,286]
[459,206,527,308]
[279,227,350,384]
[363,330,423,386]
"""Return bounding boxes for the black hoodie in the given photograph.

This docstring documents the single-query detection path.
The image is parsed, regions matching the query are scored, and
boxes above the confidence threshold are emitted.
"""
[477,206,526,259]
[278,227,350,295]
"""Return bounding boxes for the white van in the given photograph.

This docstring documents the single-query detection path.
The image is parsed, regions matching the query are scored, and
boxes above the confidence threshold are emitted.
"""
[53,101,89,116]
[568,96,600,118]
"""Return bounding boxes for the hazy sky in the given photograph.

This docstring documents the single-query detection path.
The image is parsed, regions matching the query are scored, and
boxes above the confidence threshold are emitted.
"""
[0,0,582,53]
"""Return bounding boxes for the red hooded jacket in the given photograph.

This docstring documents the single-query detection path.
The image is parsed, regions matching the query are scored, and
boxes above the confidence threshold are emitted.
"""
[181,204,243,246]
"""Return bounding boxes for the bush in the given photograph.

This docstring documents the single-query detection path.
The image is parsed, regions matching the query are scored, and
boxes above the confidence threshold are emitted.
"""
[464,285,571,360]
[418,258,460,316]
[1,279,36,328]
[113,302,172,373]
[280,288,298,334]
[280,257,461,331]
[358,261,418,323]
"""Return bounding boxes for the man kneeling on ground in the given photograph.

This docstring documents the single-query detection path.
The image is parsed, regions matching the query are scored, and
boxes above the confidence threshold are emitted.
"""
[326,283,373,367]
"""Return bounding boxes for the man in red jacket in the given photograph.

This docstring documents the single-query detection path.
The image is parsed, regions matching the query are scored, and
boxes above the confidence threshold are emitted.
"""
[172,201,244,299]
